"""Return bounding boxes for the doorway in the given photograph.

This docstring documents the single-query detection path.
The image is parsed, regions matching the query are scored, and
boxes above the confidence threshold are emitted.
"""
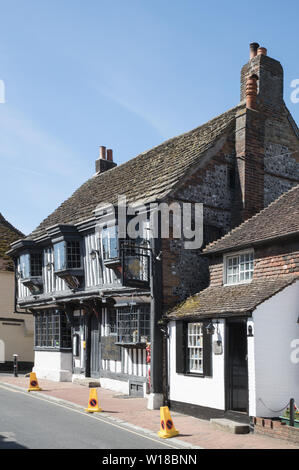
[226,319,248,413]
[90,313,101,378]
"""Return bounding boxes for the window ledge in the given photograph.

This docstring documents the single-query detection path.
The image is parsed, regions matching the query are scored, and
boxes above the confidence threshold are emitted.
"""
[115,342,148,349]
[223,279,253,287]
[103,258,121,268]
[184,372,206,378]
[34,347,72,352]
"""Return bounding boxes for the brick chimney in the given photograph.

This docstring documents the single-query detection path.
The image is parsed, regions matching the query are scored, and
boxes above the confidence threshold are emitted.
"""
[241,43,284,111]
[95,146,117,173]
[232,43,274,226]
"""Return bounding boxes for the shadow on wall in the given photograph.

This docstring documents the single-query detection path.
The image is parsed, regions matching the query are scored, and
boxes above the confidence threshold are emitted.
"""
[0,433,27,449]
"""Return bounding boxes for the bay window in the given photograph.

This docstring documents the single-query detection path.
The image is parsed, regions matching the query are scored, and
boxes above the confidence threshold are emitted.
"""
[19,252,42,279]
[54,240,82,272]
[116,304,150,345]
[35,309,72,350]
[102,226,119,261]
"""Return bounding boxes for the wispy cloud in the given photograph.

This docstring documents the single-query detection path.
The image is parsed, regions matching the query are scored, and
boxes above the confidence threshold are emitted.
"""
[0,105,82,178]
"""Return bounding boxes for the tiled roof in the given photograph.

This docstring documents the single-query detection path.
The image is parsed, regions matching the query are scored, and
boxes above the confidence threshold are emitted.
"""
[204,184,299,254]
[0,214,24,270]
[166,275,299,319]
[27,104,243,240]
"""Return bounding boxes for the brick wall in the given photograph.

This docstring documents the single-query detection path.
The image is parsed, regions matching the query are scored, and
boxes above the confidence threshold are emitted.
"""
[254,241,299,279]
[254,417,299,445]
[207,240,299,288]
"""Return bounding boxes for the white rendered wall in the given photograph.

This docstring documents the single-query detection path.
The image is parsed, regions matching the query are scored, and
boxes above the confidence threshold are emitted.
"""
[168,320,226,410]
[100,377,130,395]
[33,350,72,382]
[250,281,299,417]
[0,271,34,362]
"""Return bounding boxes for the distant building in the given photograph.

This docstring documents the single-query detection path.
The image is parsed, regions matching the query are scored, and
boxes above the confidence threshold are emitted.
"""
[0,213,34,371]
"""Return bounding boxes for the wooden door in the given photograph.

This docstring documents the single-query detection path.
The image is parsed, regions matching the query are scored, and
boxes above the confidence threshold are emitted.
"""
[226,320,248,412]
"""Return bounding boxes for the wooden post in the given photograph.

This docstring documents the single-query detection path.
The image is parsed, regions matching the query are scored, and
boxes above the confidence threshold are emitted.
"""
[290,398,295,427]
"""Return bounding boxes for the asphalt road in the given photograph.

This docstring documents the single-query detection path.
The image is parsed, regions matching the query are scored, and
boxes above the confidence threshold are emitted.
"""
[0,384,187,450]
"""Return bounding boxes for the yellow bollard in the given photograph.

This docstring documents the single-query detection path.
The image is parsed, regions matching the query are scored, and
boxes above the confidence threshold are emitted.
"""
[158,406,179,439]
[85,388,102,413]
[27,372,42,392]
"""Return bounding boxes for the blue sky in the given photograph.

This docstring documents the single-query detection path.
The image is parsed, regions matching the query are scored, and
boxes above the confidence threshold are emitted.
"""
[0,0,298,234]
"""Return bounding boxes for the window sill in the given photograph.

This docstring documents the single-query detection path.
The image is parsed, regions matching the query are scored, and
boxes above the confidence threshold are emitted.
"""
[103,258,120,268]
[183,372,206,378]
[223,279,253,287]
[115,342,148,349]
[34,347,72,353]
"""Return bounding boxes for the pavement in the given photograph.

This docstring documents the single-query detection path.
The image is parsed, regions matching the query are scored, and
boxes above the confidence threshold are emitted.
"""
[0,374,298,449]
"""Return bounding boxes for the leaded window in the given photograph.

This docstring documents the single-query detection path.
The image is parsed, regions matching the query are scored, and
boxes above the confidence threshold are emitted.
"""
[19,253,42,278]
[107,309,117,335]
[226,252,254,285]
[34,310,72,350]
[102,226,118,260]
[54,241,82,271]
[116,305,150,344]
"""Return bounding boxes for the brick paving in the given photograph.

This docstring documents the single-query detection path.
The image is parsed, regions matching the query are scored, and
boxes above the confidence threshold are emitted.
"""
[0,375,298,449]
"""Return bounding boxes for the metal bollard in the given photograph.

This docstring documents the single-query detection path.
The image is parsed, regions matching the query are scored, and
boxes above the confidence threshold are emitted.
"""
[13,354,18,377]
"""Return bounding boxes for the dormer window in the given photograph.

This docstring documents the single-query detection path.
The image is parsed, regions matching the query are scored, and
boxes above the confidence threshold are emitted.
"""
[102,226,118,262]
[225,251,254,285]
[54,240,82,272]
[19,252,43,294]
[53,239,83,291]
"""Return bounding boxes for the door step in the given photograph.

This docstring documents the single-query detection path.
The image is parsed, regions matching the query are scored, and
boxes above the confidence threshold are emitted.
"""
[72,377,101,388]
[210,418,250,434]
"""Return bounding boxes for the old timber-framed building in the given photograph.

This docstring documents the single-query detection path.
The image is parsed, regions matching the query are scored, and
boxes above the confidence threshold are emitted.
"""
[8,43,299,408]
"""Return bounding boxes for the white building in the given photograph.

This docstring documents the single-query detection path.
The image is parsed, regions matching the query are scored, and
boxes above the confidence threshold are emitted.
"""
[166,185,299,421]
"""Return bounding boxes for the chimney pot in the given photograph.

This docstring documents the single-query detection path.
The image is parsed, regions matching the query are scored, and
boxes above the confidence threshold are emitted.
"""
[246,75,258,110]
[107,149,113,161]
[99,146,106,160]
[250,42,260,59]
[257,47,267,56]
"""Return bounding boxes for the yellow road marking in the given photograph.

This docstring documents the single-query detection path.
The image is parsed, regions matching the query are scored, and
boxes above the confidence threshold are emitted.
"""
[0,383,182,449]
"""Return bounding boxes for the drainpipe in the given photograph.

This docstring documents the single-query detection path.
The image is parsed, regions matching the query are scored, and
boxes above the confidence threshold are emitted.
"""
[148,213,164,410]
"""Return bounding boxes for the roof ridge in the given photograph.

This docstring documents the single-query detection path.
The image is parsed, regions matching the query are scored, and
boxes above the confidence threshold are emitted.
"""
[204,183,299,253]
[94,103,244,176]
[27,103,245,239]
[0,212,24,238]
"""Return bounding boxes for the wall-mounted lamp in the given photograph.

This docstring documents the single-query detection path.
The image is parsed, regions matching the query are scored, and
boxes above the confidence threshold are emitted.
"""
[90,249,100,260]
[46,262,54,272]
[155,251,162,261]
[206,322,215,335]
[247,325,254,337]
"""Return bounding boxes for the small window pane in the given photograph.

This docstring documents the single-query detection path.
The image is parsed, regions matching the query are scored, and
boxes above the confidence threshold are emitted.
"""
[226,252,254,285]
[54,242,66,271]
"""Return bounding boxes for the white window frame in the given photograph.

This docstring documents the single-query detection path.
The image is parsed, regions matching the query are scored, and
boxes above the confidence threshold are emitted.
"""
[224,250,254,286]
[187,322,204,374]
